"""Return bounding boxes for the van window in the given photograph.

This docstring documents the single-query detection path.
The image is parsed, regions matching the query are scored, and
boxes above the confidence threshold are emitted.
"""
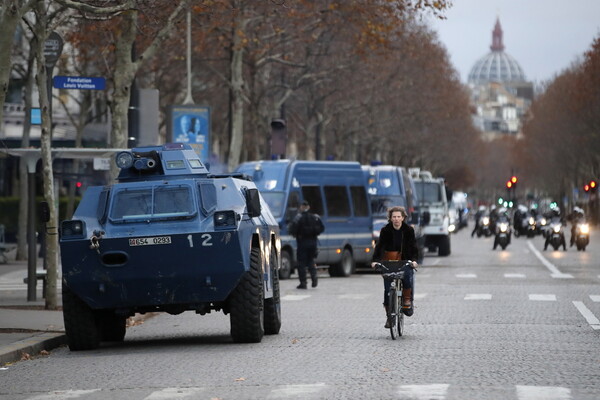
[284,191,300,222]
[415,182,444,203]
[350,186,369,217]
[324,186,350,217]
[302,186,324,216]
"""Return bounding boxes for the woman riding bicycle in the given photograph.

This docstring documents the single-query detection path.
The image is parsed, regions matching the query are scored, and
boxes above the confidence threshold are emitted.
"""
[371,206,419,327]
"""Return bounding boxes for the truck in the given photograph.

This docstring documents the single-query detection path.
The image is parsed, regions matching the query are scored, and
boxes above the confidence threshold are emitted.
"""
[59,143,281,350]
[234,160,373,279]
[411,170,451,256]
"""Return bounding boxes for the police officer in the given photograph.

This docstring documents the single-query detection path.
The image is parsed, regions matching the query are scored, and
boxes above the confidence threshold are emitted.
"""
[288,200,324,289]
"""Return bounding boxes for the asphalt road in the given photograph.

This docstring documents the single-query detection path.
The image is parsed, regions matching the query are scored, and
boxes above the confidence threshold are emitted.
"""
[1,227,599,400]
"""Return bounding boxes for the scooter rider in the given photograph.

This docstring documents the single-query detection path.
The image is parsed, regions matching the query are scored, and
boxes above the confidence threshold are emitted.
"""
[569,207,585,247]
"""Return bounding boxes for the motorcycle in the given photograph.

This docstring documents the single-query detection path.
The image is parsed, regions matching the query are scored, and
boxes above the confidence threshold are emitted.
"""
[573,221,590,251]
[477,215,493,237]
[493,217,511,250]
[514,212,536,238]
[545,218,566,251]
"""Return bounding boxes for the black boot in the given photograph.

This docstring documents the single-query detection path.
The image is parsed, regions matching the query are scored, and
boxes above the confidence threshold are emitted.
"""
[384,304,391,328]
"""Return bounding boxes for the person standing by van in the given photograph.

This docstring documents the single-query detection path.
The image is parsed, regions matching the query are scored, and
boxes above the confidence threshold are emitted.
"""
[288,201,324,289]
[371,206,418,325]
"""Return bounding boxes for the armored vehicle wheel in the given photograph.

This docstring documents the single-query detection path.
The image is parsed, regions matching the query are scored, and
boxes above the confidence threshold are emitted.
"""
[98,311,127,342]
[278,249,293,280]
[229,247,265,343]
[329,248,354,277]
[62,286,101,351]
[264,247,282,335]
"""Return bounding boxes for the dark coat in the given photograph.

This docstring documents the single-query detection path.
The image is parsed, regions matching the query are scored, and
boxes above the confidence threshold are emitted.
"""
[372,221,418,262]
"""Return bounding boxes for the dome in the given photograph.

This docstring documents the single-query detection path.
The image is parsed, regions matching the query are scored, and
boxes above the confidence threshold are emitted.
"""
[468,19,526,85]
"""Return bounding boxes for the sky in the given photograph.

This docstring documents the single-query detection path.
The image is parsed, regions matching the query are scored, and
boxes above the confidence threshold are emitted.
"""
[426,0,600,84]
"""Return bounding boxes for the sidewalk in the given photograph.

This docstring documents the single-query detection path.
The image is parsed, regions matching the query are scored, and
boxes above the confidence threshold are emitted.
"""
[0,246,66,366]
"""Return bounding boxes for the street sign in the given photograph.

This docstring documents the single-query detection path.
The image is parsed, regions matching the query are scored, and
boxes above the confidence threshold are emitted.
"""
[53,76,106,90]
[44,32,63,68]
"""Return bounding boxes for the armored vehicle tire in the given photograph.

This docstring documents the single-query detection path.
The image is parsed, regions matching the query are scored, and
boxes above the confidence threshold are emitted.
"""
[264,247,282,335]
[329,248,354,277]
[98,311,127,342]
[278,249,293,280]
[438,236,451,256]
[229,247,265,343]
[62,286,101,351]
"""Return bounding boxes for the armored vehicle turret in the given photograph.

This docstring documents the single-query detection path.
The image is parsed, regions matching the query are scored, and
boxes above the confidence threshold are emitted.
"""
[60,143,281,350]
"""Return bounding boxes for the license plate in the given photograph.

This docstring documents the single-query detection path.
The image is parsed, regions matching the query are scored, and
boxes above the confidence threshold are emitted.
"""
[129,236,172,246]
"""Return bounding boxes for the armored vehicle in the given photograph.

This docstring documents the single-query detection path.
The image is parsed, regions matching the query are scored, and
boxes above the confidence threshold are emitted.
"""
[59,143,281,350]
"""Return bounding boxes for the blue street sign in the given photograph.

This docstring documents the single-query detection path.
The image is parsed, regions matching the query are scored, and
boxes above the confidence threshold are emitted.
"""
[53,76,106,90]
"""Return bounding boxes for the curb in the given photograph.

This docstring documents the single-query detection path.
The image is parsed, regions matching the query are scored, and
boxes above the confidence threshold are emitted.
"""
[0,332,67,366]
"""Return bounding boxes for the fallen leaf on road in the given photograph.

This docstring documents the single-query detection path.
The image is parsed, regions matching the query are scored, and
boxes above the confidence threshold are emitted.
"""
[291,338,299,344]
[39,350,49,356]
[235,377,246,382]
[20,352,31,361]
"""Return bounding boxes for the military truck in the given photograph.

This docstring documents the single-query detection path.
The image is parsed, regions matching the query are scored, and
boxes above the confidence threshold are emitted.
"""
[59,143,281,350]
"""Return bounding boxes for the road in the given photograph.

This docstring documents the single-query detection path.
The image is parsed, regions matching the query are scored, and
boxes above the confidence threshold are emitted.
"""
[1,227,599,399]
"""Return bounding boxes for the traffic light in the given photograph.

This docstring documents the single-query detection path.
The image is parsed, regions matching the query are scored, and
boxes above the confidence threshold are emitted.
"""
[511,176,518,184]
[584,184,590,192]
[506,180,513,189]
[591,180,598,193]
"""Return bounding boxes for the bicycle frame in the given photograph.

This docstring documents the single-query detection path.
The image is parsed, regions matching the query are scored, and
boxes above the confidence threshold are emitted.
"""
[374,261,411,339]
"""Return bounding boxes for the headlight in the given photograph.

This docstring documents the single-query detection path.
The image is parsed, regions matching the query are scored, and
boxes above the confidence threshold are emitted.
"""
[482,217,489,225]
[115,151,134,169]
[448,224,456,233]
[61,220,86,238]
[499,223,508,233]
[528,217,535,225]
[540,218,547,226]
[553,224,562,233]
[214,210,238,229]
[579,224,590,234]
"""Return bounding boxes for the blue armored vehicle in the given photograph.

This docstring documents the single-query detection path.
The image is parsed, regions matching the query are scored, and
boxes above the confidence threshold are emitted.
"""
[59,143,281,350]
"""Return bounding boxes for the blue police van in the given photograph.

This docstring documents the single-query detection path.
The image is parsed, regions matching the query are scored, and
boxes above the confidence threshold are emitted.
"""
[235,160,373,279]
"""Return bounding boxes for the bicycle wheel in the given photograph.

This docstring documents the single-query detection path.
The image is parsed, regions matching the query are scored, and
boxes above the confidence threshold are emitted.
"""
[388,287,399,340]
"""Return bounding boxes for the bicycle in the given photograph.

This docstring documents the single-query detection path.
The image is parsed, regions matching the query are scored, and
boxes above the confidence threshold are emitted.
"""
[373,261,412,339]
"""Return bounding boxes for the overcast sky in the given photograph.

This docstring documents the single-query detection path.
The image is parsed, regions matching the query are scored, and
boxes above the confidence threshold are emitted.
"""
[426,0,600,84]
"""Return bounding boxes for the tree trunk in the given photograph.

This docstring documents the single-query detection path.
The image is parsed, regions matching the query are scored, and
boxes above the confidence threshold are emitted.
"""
[227,0,245,172]
[34,0,59,310]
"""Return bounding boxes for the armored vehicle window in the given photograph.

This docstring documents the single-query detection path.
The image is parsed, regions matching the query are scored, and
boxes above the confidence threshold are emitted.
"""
[350,186,369,217]
[110,185,195,222]
[415,182,443,203]
[96,189,110,224]
[199,182,217,215]
[301,186,324,216]
[324,186,350,217]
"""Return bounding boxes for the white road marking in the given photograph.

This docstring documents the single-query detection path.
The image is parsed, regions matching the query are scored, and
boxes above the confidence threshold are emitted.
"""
[526,241,573,278]
[281,295,311,301]
[396,384,449,400]
[414,293,428,299]
[505,273,526,278]
[590,295,600,302]
[465,294,492,300]
[456,273,477,278]
[528,294,556,301]
[267,383,327,398]
[516,385,571,400]
[27,390,101,400]
[573,301,600,330]
[338,294,371,300]
[144,388,206,399]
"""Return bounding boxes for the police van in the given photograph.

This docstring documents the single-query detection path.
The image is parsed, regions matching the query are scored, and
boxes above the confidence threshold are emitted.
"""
[362,165,425,263]
[235,160,373,279]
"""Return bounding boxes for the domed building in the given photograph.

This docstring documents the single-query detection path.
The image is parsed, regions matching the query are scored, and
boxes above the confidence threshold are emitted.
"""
[468,18,533,140]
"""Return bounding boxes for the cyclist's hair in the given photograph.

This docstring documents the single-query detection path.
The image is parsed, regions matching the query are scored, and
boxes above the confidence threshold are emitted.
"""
[387,206,407,221]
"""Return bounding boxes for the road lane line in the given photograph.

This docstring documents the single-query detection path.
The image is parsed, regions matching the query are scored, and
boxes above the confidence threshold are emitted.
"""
[590,295,600,302]
[281,295,311,301]
[456,273,477,278]
[267,383,327,398]
[516,385,571,400]
[397,384,449,400]
[528,294,556,301]
[573,301,600,330]
[465,294,492,300]
[27,390,101,400]
[144,388,206,399]
[505,273,526,278]
[526,241,573,278]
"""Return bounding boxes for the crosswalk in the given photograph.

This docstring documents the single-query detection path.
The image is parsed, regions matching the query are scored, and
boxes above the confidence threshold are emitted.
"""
[0,384,591,400]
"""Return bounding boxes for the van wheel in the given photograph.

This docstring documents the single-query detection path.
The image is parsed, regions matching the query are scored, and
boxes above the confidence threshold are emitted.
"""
[62,286,101,351]
[229,247,265,343]
[438,235,451,256]
[329,248,354,277]
[264,247,282,335]
[278,249,292,280]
